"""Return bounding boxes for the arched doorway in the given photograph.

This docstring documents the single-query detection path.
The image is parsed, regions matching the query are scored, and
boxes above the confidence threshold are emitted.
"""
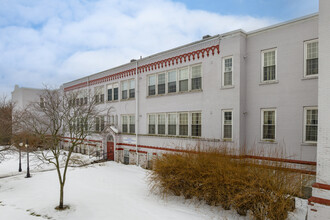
[106,135,114,161]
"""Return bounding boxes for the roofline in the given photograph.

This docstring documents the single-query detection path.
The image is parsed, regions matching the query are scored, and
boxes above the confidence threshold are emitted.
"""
[247,13,319,36]
[63,34,220,86]
[63,12,319,87]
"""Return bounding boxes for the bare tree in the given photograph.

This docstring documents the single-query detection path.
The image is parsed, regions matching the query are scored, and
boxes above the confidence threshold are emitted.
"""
[0,95,14,161]
[21,87,100,210]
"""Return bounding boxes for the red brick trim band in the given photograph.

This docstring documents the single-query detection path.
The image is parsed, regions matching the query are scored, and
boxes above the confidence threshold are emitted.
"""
[64,45,220,92]
[128,149,147,154]
[313,182,330,190]
[308,196,330,206]
[117,143,316,165]
[245,155,316,166]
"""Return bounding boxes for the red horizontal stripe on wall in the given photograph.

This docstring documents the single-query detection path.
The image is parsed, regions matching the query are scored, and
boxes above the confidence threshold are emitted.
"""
[308,196,330,206]
[313,182,330,190]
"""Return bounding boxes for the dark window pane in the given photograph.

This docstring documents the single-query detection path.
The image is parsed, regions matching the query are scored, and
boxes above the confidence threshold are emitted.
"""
[179,79,188,92]
[130,124,135,134]
[100,94,104,103]
[149,125,155,134]
[224,72,232,86]
[168,125,176,135]
[114,88,118,100]
[158,84,165,94]
[158,125,165,134]
[179,125,188,136]
[122,124,128,133]
[168,82,176,93]
[148,85,156,96]
[306,58,318,75]
[306,126,318,141]
[223,125,232,139]
[192,77,202,90]
[191,125,201,136]
[108,89,112,101]
[263,125,275,139]
[263,66,276,81]
[129,89,135,98]
[122,90,127,99]
[84,97,87,104]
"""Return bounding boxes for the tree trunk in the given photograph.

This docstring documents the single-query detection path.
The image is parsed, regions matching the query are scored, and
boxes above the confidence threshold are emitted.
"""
[59,183,64,209]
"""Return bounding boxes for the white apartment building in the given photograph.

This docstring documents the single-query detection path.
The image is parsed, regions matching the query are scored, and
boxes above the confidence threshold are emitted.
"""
[59,13,320,168]
[12,0,330,216]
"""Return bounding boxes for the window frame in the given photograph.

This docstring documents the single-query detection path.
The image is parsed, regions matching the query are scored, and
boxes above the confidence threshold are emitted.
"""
[190,64,202,91]
[261,48,277,83]
[147,64,202,97]
[304,39,319,78]
[148,114,156,134]
[261,108,276,141]
[222,56,234,87]
[121,114,135,134]
[303,106,318,143]
[191,112,202,137]
[107,83,119,102]
[179,112,189,136]
[94,85,105,104]
[222,109,233,140]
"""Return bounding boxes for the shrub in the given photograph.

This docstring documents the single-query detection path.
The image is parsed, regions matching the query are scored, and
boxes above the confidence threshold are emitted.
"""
[149,147,307,220]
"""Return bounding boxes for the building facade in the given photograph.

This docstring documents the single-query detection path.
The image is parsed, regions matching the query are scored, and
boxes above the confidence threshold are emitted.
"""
[62,13,319,167]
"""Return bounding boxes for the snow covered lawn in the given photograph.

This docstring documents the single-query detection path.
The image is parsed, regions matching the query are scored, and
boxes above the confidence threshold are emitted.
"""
[0,149,308,220]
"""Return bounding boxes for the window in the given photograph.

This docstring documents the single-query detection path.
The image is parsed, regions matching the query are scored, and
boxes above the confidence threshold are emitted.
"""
[158,73,166,94]
[114,83,119,100]
[94,86,104,104]
[107,84,113,101]
[191,112,201,136]
[261,109,276,141]
[148,115,156,134]
[262,49,276,82]
[148,75,156,96]
[122,115,128,133]
[129,79,135,98]
[222,57,233,86]
[121,81,128,100]
[129,115,135,133]
[304,40,318,77]
[147,64,202,96]
[107,83,119,101]
[158,114,166,135]
[95,116,104,132]
[179,113,188,136]
[84,97,87,105]
[168,113,177,135]
[167,70,177,93]
[222,110,232,140]
[179,68,189,92]
[191,65,202,90]
[121,115,135,134]
[304,107,318,142]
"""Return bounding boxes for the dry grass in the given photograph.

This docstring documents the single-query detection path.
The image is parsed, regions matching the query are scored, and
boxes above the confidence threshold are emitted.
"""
[149,146,308,220]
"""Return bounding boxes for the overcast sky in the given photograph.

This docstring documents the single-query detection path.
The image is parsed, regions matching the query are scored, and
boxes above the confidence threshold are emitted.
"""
[0,0,318,97]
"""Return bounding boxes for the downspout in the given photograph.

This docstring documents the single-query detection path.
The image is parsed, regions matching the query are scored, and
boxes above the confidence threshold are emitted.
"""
[135,59,139,166]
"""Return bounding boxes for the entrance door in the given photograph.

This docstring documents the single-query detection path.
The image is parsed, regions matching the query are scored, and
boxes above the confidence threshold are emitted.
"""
[107,142,114,160]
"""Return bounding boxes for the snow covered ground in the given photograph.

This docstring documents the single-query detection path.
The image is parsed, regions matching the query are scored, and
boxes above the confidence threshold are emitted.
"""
[0,147,308,220]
